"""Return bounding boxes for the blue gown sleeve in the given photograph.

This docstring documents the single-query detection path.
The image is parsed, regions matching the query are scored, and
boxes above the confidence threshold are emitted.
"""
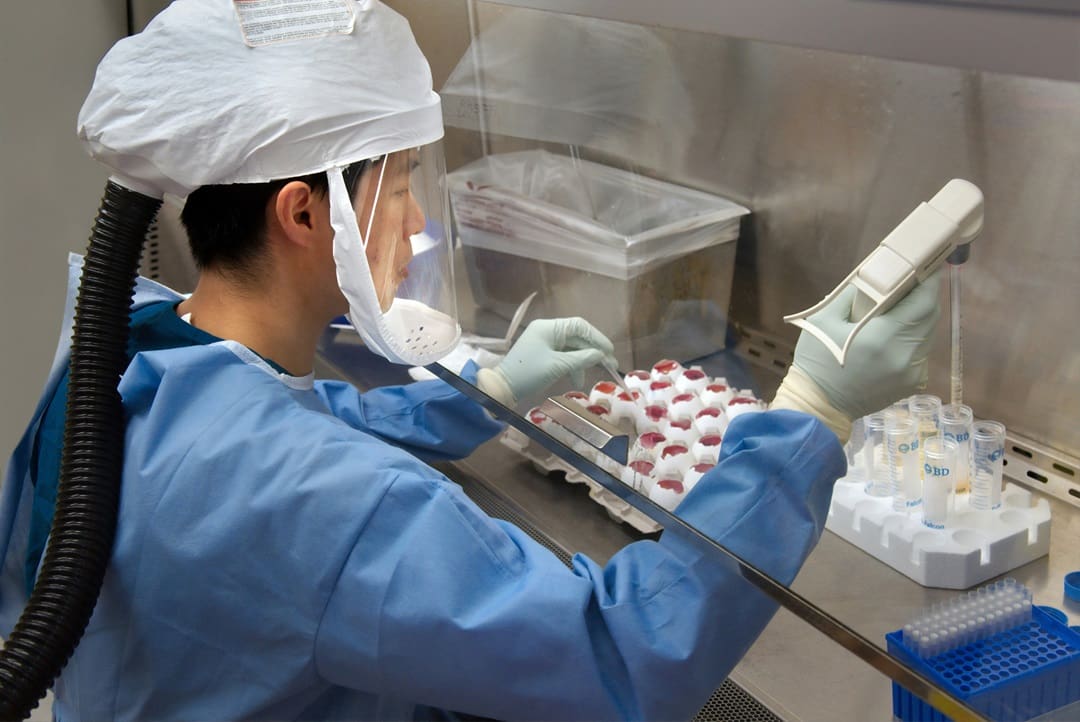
[312,361,504,463]
[314,409,845,721]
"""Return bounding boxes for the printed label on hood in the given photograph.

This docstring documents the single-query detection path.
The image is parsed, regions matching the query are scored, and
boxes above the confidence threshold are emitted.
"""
[234,0,355,47]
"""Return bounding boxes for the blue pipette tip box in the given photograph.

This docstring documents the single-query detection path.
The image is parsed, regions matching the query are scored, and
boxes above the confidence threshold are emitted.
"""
[888,605,1080,721]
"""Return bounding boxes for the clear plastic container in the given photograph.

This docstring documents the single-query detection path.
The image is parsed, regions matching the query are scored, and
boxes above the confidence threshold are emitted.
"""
[940,404,974,494]
[972,420,1007,510]
[450,150,750,369]
[922,436,958,529]
[886,415,922,511]
[909,394,942,477]
[845,416,867,485]
[863,413,891,497]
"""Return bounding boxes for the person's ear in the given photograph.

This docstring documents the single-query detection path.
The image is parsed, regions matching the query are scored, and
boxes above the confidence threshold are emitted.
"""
[272,180,330,248]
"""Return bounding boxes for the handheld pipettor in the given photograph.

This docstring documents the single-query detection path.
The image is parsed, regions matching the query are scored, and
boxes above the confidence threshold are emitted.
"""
[785,179,983,365]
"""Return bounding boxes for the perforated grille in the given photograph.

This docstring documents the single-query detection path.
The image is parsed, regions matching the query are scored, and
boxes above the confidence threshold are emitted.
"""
[694,680,783,722]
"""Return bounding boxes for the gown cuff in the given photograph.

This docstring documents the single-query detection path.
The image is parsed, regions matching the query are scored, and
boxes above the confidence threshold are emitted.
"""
[769,366,852,445]
[475,367,515,408]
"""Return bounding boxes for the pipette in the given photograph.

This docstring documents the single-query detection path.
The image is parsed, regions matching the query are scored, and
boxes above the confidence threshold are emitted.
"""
[600,357,636,400]
[784,180,983,366]
[949,261,964,406]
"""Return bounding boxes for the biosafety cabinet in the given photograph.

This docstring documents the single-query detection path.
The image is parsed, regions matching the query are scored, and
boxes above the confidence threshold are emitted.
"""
[134,0,1080,719]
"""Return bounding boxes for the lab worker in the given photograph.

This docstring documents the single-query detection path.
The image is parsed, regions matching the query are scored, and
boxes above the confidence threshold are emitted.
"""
[0,1,941,720]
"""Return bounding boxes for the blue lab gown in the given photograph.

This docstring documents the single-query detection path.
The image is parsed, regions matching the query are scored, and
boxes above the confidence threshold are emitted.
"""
[0,254,845,721]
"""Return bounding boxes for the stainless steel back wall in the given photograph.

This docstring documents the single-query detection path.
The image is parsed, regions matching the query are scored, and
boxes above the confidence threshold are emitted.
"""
[389,0,1080,459]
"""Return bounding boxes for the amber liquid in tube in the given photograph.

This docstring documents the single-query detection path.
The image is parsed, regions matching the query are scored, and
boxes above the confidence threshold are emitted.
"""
[909,395,942,480]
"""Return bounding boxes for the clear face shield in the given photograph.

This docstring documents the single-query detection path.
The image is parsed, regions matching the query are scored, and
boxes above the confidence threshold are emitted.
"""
[330,141,461,366]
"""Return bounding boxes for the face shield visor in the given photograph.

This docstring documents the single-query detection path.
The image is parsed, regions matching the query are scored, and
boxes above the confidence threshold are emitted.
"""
[330,141,460,366]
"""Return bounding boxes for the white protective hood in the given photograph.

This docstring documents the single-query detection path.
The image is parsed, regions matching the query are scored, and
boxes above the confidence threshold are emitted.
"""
[77,0,443,197]
[76,0,461,366]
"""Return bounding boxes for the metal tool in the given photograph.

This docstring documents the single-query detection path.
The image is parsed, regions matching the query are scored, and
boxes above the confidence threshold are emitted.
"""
[459,291,538,352]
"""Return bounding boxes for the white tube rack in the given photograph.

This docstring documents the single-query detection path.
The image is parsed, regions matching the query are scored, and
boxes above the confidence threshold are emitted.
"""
[501,426,662,534]
[825,475,1052,589]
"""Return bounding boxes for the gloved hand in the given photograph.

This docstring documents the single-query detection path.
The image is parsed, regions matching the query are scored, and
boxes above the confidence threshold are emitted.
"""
[476,318,617,407]
[771,271,943,443]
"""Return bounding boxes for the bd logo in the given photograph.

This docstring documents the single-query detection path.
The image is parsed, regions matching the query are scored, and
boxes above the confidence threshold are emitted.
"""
[899,440,919,453]
[945,431,970,443]
[924,464,951,477]
[990,449,1004,462]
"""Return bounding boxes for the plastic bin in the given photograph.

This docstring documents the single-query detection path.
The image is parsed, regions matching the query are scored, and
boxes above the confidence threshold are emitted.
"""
[449,150,750,370]
[888,605,1080,721]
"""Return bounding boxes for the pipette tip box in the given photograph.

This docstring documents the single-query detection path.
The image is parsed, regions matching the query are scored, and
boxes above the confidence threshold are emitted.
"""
[889,605,1080,721]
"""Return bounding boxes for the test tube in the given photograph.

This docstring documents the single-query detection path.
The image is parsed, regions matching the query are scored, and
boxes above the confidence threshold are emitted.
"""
[883,404,910,432]
[909,395,942,477]
[862,413,891,497]
[910,394,941,439]
[972,420,1006,510]
[922,436,958,529]
[886,416,921,511]
[845,416,866,484]
[888,397,911,420]
[940,404,974,494]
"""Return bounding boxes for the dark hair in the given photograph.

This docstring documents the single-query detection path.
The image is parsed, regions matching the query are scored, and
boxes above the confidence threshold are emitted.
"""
[180,172,328,277]
[180,160,369,278]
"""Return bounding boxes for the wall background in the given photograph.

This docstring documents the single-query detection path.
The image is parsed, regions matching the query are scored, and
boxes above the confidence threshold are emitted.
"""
[0,3,126,458]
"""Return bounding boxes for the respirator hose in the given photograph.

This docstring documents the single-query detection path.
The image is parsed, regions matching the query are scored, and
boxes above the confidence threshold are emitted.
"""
[0,180,160,720]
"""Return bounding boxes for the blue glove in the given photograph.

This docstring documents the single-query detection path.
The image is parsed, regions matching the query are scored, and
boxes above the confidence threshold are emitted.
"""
[476,318,617,406]
[772,272,942,441]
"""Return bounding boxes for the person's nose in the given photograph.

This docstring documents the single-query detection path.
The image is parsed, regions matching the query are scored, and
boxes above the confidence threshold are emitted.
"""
[405,192,426,239]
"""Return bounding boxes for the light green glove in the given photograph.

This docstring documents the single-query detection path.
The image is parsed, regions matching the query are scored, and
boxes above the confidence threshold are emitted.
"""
[476,318,617,406]
[771,271,943,443]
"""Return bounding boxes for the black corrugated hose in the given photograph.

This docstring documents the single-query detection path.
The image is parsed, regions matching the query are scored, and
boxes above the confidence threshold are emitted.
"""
[0,180,161,720]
